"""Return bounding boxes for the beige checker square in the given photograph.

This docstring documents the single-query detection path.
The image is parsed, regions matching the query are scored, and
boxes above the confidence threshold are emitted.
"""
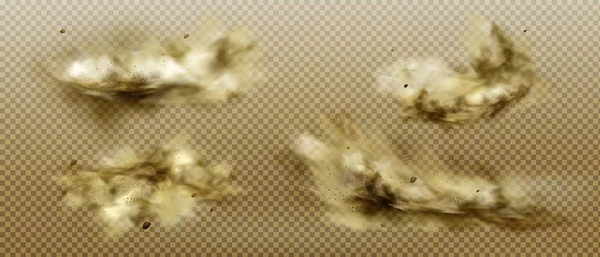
[1,0,600,256]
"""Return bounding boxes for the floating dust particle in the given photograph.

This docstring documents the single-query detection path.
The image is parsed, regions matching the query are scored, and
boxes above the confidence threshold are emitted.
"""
[69,160,77,166]
[404,84,408,88]
[210,208,214,212]
[184,34,189,38]
[523,29,527,32]
[60,29,65,33]
[191,193,197,198]
[410,177,417,183]
[142,222,151,229]
[476,190,480,192]
[347,147,350,149]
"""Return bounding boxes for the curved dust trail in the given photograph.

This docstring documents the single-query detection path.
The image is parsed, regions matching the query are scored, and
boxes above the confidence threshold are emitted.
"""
[293,116,546,230]
[51,23,261,104]
[376,16,537,123]
[57,137,238,237]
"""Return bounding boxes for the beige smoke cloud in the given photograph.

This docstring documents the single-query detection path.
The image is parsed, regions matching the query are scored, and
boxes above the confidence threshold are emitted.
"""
[293,116,546,230]
[51,22,261,104]
[56,137,238,237]
[376,16,537,123]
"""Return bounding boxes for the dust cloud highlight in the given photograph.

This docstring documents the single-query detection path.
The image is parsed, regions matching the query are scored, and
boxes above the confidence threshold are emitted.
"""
[56,137,238,237]
[376,16,537,123]
[293,116,546,230]
[51,23,261,104]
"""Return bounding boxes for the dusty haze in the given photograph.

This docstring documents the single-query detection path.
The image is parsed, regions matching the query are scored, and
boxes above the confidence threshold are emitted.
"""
[1,1,597,256]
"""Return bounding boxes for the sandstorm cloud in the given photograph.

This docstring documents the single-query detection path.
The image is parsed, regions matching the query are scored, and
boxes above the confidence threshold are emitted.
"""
[57,137,237,237]
[293,116,544,230]
[51,23,261,104]
[376,16,537,123]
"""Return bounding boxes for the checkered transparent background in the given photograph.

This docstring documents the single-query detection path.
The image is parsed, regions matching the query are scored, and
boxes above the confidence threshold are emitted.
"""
[1,0,599,256]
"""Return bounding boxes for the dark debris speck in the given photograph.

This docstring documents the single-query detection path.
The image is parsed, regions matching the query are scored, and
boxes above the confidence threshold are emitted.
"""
[184,34,190,38]
[410,177,417,183]
[60,29,65,33]
[69,160,77,166]
[476,190,480,192]
[523,29,527,32]
[191,193,197,198]
[210,208,214,212]
[404,84,408,88]
[142,222,151,229]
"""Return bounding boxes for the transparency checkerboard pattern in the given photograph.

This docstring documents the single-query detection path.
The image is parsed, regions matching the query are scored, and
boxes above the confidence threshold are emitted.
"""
[1,0,599,256]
